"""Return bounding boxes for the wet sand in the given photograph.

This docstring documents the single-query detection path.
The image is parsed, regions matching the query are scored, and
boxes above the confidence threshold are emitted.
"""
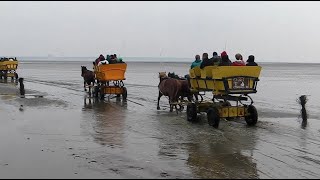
[1,62,320,178]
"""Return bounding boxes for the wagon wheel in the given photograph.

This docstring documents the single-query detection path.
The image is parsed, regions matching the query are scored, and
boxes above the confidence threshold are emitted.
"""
[3,71,7,80]
[122,87,127,101]
[245,105,258,126]
[99,86,105,100]
[207,107,220,128]
[100,92,105,100]
[186,103,197,122]
[94,86,99,98]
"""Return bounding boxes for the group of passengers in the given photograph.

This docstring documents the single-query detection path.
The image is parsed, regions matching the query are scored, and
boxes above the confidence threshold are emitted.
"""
[94,54,125,66]
[191,51,258,69]
[0,57,17,62]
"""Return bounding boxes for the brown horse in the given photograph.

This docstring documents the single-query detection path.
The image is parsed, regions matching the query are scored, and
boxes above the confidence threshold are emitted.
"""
[167,72,193,103]
[157,72,183,112]
[81,66,95,92]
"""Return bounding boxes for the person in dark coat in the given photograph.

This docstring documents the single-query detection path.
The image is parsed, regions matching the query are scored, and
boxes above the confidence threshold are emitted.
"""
[95,54,105,65]
[219,51,231,66]
[200,53,213,69]
[209,52,221,66]
[246,55,258,66]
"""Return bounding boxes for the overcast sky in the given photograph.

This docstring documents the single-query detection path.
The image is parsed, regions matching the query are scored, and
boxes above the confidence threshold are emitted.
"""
[1,1,320,62]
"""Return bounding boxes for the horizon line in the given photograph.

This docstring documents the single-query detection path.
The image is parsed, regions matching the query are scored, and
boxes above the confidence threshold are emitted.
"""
[2,55,318,64]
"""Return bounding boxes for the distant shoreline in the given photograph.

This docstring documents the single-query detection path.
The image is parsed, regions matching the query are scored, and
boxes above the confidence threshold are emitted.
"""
[10,57,319,64]
[17,60,320,65]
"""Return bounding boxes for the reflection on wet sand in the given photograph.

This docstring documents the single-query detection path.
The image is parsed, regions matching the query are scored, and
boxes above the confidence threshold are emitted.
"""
[186,141,258,178]
[154,112,259,178]
[83,96,127,147]
[0,78,19,85]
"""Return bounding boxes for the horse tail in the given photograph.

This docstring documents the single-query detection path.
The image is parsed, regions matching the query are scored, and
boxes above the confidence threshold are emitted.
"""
[170,79,181,103]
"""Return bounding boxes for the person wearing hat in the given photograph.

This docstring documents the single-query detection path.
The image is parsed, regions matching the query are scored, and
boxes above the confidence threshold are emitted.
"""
[219,51,232,66]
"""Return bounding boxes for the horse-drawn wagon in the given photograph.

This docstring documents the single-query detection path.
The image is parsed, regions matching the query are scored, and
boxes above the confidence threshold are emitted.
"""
[0,58,19,80]
[187,65,262,128]
[93,63,127,101]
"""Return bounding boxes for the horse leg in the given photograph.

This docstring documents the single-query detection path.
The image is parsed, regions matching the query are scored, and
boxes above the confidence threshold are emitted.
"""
[157,91,162,110]
[169,96,173,112]
[84,81,87,91]
[194,92,199,102]
[175,104,179,114]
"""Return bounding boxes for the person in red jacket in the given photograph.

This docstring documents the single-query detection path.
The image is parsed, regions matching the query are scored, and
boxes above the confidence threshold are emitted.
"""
[232,53,245,66]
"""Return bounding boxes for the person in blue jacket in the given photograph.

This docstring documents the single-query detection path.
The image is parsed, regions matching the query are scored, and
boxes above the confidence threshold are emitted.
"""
[191,54,202,69]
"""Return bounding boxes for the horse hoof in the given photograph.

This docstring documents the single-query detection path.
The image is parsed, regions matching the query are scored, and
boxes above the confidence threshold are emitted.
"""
[157,107,160,110]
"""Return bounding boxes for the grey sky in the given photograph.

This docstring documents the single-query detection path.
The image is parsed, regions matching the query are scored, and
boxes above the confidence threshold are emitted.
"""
[1,1,320,62]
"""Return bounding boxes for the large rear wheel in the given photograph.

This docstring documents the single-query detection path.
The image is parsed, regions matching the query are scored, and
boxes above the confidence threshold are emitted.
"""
[94,86,99,98]
[99,87,105,100]
[187,103,197,122]
[3,71,7,80]
[245,105,258,126]
[207,107,220,128]
[122,87,127,101]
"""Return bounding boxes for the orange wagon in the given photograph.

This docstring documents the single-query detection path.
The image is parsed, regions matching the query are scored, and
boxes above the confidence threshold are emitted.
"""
[93,63,127,101]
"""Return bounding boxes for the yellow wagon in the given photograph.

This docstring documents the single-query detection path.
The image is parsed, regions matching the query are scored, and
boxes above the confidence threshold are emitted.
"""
[0,59,19,80]
[93,63,127,101]
[188,65,262,128]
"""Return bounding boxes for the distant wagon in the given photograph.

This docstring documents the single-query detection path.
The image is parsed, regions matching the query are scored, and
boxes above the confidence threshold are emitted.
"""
[93,63,127,101]
[0,58,19,80]
[187,65,262,128]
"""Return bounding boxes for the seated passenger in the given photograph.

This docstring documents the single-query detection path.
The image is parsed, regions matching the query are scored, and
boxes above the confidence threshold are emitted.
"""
[246,55,258,66]
[95,54,105,65]
[118,57,125,63]
[106,55,110,63]
[232,53,245,66]
[109,55,117,64]
[200,53,213,69]
[210,52,221,65]
[219,51,232,66]
[98,59,109,66]
[113,54,118,62]
[190,55,202,69]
